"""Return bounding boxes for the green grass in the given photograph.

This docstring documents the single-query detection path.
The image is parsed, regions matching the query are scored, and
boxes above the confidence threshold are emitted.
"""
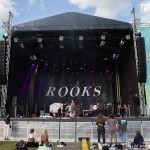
[0,141,80,150]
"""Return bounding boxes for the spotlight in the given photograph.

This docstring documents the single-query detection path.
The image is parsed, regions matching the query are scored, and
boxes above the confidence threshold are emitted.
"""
[37,38,42,43]
[59,36,64,49]
[100,34,106,40]
[113,53,119,59]
[14,38,18,43]
[119,39,125,46]
[20,42,24,48]
[125,35,130,40]
[79,36,83,41]
[37,38,43,48]
[59,36,64,41]
[79,35,84,49]
[30,54,37,60]
[39,43,43,48]
[100,41,105,46]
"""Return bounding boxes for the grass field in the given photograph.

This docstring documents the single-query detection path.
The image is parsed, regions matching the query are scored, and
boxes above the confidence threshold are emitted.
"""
[0,141,80,150]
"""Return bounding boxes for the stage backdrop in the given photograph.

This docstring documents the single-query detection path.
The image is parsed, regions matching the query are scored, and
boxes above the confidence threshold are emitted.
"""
[139,26,150,115]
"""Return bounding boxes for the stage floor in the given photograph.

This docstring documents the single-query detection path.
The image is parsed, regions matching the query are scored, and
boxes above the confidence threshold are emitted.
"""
[1,116,150,122]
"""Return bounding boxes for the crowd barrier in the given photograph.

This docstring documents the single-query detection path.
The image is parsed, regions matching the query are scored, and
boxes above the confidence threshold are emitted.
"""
[0,120,150,142]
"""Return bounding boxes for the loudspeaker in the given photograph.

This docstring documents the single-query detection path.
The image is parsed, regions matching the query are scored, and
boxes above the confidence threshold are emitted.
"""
[0,41,7,84]
[136,37,147,83]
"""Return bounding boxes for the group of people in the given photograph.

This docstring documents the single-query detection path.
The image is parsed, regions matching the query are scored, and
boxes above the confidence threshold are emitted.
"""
[15,129,51,150]
[49,100,76,118]
[96,112,144,148]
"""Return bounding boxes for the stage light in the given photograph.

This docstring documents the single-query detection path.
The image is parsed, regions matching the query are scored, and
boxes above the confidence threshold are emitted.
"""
[119,39,125,46]
[100,34,106,40]
[37,38,42,43]
[39,43,43,48]
[79,35,84,49]
[79,36,83,41]
[59,36,64,49]
[113,53,119,59]
[59,36,64,41]
[37,38,43,48]
[14,38,18,43]
[20,42,24,48]
[100,41,105,46]
[125,35,130,40]
[30,54,37,60]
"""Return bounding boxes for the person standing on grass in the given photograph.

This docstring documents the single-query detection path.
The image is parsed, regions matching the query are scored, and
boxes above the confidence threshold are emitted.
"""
[96,114,105,144]
[117,113,127,144]
[107,113,118,145]
[4,113,11,140]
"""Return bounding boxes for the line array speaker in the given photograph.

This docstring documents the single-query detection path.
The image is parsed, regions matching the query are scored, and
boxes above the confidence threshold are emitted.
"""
[136,37,147,83]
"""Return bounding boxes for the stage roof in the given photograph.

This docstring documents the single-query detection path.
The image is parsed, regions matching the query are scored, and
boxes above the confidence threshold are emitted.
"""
[12,12,132,31]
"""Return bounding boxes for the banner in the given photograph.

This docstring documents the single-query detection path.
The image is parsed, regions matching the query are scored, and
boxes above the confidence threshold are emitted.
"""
[139,27,150,114]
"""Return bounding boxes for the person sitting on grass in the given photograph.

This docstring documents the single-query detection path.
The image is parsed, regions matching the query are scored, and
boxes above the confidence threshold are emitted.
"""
[26,128,39,147]
[40,129,49,146]
[131,130,145,148]
[15,140,28,150]
[38,141,52,150]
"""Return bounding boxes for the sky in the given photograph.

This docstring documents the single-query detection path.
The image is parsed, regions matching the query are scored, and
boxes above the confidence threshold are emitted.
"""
[0,0,150,27]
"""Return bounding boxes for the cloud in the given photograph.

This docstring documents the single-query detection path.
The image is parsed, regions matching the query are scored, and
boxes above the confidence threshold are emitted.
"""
[0,0,18,26]
[68,0,132,19]
[140,2,150,23]
[28,0,46,10]
[28,0,36,6]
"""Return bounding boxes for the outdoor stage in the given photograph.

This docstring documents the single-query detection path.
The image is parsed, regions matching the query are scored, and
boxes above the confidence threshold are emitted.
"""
[0,12,147,118]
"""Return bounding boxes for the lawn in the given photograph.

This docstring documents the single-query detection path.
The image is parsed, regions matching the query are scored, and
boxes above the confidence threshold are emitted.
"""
[0,141,80,150]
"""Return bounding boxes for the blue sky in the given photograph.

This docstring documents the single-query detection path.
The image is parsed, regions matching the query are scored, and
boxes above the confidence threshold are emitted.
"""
[0,0,150,26]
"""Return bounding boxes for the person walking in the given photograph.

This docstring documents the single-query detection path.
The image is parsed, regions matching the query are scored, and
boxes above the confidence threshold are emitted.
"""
[96,114,105,144]
[4,113,11,140]
[107,113,118,145]
[117,113,127,144]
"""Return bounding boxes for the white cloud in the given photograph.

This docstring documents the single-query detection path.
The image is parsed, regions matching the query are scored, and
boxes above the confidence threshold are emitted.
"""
[0,0,18,26]
[68,0,131,19]
[39,0,46,10]
[140,2,150,23]
[28,0,36,6]
[28,0,46,10]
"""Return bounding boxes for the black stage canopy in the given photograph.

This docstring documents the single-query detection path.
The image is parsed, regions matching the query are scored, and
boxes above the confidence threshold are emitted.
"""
[7,12,139,116]
[13,12,131,31]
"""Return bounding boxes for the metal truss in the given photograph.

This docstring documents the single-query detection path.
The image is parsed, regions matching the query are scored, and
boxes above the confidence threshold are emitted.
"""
[0,12,13,116]
[131,8,147,116]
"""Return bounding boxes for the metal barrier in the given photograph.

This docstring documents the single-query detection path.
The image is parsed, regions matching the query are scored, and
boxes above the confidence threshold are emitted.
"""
[0,120,150,142]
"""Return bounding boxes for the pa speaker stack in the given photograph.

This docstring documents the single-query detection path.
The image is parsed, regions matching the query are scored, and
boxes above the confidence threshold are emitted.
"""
[136,37,147,83]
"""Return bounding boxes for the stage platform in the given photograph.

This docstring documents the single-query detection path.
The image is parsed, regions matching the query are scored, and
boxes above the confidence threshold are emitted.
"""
[0,116,150,142]
[1,116,150,122]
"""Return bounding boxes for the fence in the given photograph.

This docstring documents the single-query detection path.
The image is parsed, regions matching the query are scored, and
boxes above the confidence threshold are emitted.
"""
[0,120,150,142]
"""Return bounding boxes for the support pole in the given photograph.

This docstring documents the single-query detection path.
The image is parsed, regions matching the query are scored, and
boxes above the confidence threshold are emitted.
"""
[131,8,147,116]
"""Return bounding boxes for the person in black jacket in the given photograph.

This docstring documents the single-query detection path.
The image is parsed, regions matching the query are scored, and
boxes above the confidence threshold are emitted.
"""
[4,113,11,140]
[96,114,105,144]
[131,130,145,148]
[15,140,28,150]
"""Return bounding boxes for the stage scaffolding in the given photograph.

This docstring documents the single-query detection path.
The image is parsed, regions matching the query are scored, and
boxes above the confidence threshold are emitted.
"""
[0,12,13,116]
